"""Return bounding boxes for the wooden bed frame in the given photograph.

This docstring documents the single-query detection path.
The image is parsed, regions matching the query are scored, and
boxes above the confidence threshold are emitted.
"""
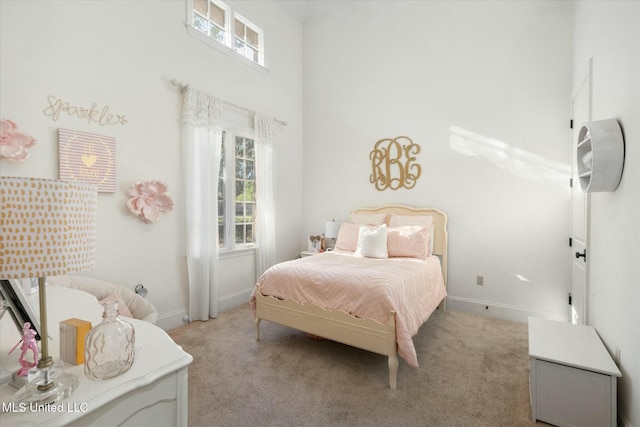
[254,205,448,389]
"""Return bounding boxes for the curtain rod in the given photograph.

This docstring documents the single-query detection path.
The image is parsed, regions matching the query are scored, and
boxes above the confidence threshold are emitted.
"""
[170,79,287,127]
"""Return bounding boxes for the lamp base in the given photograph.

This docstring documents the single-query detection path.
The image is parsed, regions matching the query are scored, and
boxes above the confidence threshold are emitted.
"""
[11,367,78,405]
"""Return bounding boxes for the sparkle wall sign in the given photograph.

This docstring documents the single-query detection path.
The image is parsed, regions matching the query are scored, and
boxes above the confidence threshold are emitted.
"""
[58,128,116,192]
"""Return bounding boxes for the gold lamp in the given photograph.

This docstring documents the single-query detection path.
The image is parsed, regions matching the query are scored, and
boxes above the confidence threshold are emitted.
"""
[0,176,97,404]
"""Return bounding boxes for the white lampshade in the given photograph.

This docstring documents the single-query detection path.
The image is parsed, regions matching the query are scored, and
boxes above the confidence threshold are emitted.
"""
[0,176,97,279]
[325,220,341,239]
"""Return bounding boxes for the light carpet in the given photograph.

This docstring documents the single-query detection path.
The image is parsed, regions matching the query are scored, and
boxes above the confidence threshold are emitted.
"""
[168,304,547,427]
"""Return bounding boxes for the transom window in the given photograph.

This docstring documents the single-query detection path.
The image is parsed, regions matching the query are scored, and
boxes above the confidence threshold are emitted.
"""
[189,0,264,67]
[218,131,256,249]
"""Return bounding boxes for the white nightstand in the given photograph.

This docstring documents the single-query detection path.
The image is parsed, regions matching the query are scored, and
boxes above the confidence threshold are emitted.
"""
[528,317,621,427]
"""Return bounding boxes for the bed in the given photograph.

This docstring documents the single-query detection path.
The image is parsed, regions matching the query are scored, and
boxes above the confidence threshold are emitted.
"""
[250,205,448,389]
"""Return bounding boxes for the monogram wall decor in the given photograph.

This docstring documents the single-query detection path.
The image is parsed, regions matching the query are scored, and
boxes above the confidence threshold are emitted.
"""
[58,128,116,192]
[369,136,422,191]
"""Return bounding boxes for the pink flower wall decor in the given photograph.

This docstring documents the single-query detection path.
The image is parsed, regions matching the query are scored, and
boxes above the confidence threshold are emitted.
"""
[0,119,37,161]
[127,181,175,224]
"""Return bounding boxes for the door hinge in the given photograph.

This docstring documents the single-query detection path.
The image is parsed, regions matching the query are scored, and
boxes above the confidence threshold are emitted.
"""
[569,237,573,247]
[570,178,573,188]
[570,119,574,129]
[568,294,572,305]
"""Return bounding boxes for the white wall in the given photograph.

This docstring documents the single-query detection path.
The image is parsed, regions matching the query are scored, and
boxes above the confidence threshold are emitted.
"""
[572,2,640,426]
[302,0,573,322]
[0,0,303,329]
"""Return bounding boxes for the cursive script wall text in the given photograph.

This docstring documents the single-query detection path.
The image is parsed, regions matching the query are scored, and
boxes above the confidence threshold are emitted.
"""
[43,95,127,126]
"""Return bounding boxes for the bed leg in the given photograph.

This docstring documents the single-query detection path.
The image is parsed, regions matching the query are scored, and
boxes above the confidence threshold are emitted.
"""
[388,354,398,389]
[255,318,261,341]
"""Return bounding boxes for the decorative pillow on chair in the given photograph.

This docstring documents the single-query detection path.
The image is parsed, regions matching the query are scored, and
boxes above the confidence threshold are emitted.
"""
[355,224,388,259]
[99,294,134,318]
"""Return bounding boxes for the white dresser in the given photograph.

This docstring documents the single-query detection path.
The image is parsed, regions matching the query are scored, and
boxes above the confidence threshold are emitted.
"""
[0,286,193,427]
[528,317,621,427]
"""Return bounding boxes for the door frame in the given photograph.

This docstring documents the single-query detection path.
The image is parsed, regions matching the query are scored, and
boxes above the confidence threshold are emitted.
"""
[569,57,593,324]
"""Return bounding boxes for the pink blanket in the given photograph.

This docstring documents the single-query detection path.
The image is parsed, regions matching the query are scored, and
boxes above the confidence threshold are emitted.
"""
[250,251,446,368]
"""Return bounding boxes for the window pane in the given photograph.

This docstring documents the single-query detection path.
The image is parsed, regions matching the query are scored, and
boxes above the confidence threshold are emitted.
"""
[246,224,253,243]
[245,139,254,158]
[245,45,257,62]
[235,203,244,221]
[193,14,208,33]
[235,137,244,157]
[236,180,245,201]
[245,202,254,221]
[235,159,244,179]
[218,225,225,247]
[246,27,259,47]
[210,24,225,43]
[234,38,245,53]
[235,224,245,244]
[245,182,255,201]
[210,2,225,27]
[234,18,245,38]
[194,0,208,17]
[246,160,254,180]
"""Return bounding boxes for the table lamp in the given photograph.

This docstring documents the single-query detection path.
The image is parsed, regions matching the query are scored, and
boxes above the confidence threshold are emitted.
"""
[0,176,97,404]
[324,220,340,251]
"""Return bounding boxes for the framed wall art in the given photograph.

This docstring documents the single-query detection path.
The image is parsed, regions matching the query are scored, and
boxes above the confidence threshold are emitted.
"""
[58,128,116,192]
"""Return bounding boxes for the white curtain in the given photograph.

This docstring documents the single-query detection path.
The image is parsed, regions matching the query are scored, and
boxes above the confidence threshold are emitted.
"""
[181,87,223,321]
[254,114,281,280]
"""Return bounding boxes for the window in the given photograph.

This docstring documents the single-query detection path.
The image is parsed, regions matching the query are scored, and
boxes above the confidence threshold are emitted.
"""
[218,130,256,250]
[189,0,264,67]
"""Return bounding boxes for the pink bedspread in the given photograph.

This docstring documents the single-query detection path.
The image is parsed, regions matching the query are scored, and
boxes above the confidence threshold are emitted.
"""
[250,251,446,368]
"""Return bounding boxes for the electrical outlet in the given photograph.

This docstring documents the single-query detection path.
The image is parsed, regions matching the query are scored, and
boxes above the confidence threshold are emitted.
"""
[476,275,484,286]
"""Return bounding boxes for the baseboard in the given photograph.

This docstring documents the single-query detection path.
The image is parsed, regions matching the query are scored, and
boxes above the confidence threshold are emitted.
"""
[157,309,189,331]
[446,296,569,323]
[157,289,252,331]
[217,288,253,313]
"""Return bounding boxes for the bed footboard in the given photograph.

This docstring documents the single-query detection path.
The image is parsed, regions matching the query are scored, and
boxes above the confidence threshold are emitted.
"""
[254,286,398,389]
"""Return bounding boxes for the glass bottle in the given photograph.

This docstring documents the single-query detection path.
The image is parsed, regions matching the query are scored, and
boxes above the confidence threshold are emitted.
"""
[84,301,135,380]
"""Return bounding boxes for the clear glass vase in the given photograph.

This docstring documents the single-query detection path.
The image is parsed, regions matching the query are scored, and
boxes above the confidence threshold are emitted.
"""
[84,301,135,380]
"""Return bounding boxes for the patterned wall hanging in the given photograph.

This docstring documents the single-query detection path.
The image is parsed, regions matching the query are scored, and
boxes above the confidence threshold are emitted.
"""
[58,128,116,192]
[370,136,422,191]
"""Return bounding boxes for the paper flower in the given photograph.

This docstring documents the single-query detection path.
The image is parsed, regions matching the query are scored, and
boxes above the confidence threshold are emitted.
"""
[127,180,174,223]
[0,119,37,161]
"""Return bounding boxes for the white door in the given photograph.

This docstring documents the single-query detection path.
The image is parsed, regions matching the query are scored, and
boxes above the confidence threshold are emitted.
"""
[569,59,592,325]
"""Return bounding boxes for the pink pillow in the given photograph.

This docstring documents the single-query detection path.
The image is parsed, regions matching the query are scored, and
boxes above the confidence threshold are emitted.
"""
[99,294,134,318]
[335,222,375,252]
[387,225,429,259]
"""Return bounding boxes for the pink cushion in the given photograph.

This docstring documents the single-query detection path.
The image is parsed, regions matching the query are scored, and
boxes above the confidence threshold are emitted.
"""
[99,294,134,318]
[387,225,429,259]
[335,222,375,252]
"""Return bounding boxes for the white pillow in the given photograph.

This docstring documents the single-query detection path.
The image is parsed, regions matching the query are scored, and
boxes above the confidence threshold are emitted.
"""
[355,224,388,259]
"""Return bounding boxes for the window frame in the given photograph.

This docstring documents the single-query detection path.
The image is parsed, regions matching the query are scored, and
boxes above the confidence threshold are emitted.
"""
[186,0,268,73]
[218,125,257,253]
